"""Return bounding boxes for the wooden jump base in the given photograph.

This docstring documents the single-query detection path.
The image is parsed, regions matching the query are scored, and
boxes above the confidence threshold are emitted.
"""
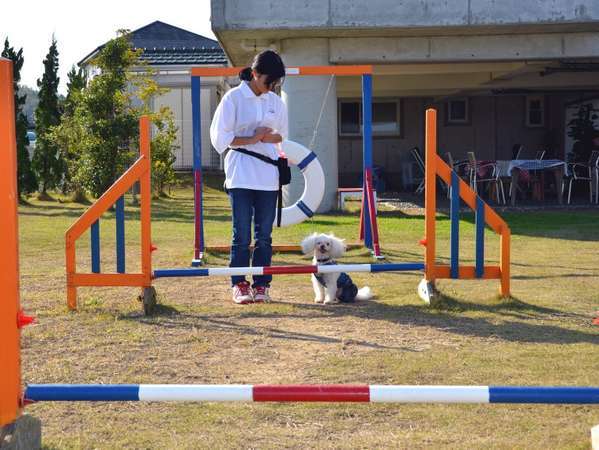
[24,384,599,404]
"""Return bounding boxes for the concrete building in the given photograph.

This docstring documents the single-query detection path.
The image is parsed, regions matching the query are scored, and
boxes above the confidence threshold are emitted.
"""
[80,21,228,170]
[211,0,599,209]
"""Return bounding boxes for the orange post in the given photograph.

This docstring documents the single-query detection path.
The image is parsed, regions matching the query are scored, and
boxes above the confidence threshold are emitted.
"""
[500,228,511,297]
[424,109,437,282]
[0,58,22,427]
[139,116,152,286]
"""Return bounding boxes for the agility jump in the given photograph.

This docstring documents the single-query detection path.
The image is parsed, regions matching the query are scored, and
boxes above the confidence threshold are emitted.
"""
[190,65,382,263]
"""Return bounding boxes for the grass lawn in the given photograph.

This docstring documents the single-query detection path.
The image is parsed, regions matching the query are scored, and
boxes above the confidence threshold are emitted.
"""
[18,182,599,449]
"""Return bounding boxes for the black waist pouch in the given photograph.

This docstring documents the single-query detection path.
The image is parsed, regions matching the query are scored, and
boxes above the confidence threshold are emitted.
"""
[230,148,292,226]
[276,156,291,186]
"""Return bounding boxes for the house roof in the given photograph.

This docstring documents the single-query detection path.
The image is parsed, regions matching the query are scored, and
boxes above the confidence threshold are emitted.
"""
[79,20,227,66]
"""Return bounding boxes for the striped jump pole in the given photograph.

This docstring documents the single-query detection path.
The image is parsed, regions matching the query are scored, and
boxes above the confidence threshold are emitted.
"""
[24,384,599,404]
[153,263,425,279]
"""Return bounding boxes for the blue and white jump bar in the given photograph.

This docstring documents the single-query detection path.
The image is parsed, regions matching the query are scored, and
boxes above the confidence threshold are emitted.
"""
[154,263,424,279]
[24,385,599,404]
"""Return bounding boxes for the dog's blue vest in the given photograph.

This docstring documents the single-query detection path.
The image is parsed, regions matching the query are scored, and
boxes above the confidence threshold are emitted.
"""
[314,260,358,303]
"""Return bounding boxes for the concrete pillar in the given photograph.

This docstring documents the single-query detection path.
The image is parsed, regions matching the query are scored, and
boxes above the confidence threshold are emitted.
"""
[0,416,42,449]
[280,38,338,212]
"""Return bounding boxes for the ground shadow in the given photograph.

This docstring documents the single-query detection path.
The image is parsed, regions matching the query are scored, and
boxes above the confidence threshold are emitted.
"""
[122,292,598,347]
[121,305,414,351]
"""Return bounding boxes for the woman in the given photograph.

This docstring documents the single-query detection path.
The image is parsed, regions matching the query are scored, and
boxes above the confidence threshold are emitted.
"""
[210,50,288,304]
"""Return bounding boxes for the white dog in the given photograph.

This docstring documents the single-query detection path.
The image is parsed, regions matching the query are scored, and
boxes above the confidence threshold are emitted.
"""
[301,233,373,304]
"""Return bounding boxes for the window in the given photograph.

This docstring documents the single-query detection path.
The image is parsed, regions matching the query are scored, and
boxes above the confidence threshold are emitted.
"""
[339,101,361,135]
[526,95,545,127]
[446,98,470,125]
[338,99,401,136]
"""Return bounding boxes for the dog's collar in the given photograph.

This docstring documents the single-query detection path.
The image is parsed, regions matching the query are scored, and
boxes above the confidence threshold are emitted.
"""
[316,257,332,263]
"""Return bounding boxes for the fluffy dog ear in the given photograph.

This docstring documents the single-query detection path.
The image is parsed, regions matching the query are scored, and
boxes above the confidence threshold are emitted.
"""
[329,234,347,258]
[301,233,319,255]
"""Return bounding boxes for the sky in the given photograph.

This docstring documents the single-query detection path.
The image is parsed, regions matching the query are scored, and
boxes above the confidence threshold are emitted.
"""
[1,0,216,95]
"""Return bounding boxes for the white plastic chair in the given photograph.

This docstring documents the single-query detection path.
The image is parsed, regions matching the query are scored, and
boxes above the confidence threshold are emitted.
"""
[467,151,506,204]
[562,150,599,204]
[411,147,425,194]
[445,152,468,198]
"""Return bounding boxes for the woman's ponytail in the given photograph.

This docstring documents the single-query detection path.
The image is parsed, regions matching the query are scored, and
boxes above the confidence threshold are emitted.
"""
[239,67,252,81]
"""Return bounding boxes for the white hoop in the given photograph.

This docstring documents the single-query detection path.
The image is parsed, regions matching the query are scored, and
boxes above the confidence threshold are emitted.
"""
[275,140,324,227]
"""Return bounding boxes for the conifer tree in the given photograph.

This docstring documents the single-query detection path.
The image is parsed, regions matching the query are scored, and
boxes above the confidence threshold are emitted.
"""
[2,38,37,196]
[32,37,63,196]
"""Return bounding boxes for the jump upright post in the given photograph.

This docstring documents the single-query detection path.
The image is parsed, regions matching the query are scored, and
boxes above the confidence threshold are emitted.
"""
[189,65,381,265]
[0,57,22,430]
[418,108,511,303]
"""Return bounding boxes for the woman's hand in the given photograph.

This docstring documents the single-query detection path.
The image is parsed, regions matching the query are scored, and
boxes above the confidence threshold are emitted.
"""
[230,127,273,147]
[252,127,272,144]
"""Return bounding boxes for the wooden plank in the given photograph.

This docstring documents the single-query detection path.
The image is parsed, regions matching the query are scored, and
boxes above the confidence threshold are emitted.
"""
[435,265,501,279]
[71,273,146,287]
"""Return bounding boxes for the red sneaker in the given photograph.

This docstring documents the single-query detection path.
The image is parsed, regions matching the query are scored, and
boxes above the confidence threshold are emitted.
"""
[232,281,253,304]
[253,286,271,303]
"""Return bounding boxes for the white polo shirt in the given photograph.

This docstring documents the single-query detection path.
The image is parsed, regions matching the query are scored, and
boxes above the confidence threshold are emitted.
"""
[210,81,289,191]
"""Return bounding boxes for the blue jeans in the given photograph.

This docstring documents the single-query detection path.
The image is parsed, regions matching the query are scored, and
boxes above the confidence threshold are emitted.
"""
[228,188,278,287]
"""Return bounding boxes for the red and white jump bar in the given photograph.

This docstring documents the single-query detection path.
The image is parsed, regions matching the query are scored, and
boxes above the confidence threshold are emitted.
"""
[153,263,424,279]
[25,384,599,404]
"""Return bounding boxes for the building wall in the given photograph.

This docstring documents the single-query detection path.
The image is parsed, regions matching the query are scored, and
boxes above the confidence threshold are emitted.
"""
[338,93,573,191]
[213,0,599,31]
[153,84,220,170]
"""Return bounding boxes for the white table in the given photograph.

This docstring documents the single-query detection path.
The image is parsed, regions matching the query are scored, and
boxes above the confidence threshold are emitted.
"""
[495,159,566,205]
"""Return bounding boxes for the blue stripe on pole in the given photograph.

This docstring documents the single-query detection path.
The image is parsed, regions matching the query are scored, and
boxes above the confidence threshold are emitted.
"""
[297,152,317,171]
[371,263,425,272]
[154,268,210,278]
[489,386,599,404]
[475,197,485,278]
[362,75,373,250]
[296,200,314,218]
[91,220,100,273]
[450,172,460,279]
[116,196,125,274]
[25,384,140,402]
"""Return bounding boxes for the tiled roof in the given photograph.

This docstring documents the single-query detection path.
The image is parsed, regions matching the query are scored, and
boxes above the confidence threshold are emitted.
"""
[79,21,226,66]
[139,48,227,65]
